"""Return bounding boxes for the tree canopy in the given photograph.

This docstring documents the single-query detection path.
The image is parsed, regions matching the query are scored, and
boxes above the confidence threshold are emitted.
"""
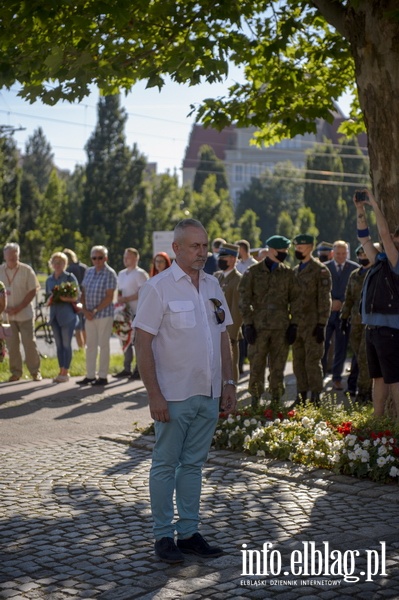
[3,1,399,224]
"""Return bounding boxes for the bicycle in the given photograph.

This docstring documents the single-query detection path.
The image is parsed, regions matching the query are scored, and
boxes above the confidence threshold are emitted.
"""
[35,301,54,357]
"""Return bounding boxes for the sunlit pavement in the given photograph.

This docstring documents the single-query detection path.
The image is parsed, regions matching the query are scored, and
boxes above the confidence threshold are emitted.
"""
[1,360,398,599]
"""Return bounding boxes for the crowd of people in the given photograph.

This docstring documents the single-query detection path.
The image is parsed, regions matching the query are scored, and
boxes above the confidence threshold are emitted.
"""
[0,189,397,422]
[1,194,398,565]
[199,190,399,421]
[0,244,170,386]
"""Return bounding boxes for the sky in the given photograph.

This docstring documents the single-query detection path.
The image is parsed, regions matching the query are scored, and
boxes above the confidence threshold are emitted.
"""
[0,76,352,183]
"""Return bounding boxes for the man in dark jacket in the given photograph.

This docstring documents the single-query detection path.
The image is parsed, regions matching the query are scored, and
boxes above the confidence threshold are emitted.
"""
[321,241,359,390]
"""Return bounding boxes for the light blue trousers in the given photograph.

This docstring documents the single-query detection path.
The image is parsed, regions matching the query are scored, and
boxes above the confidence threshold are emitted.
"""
[150,395,219,540]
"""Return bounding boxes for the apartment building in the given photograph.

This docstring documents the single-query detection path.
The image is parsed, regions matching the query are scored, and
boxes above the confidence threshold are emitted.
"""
[182,106,365,207]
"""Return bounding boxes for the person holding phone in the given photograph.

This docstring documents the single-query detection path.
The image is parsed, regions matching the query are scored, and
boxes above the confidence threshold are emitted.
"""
[355,189,399,419]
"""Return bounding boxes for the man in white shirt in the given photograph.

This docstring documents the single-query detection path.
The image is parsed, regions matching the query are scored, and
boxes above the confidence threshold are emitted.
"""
[0,243,41,382]
[115,248,148,379]
[235,239,258,274]
[134,219,236,564]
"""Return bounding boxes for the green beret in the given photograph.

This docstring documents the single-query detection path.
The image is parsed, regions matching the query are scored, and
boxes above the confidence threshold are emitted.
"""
[219,242,239,257]
[355,244,364,255]
[265,235,291,250]
[293,234,314,245]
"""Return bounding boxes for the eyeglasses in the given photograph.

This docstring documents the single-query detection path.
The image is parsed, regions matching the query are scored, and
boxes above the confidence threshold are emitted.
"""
[210,298,225,324]
[91,256,104,260]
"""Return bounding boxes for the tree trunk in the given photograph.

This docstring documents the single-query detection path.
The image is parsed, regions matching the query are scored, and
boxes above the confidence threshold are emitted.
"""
[345,2,399,230]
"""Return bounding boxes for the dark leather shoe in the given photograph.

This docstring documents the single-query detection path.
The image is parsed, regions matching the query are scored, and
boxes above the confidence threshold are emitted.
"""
[76,377,96,385]
[154,537,184,564]
[130,370,141,380]
[113,370,132,378]
[91,378,108,386]
[332,380,344,391]
[177,533,223,558]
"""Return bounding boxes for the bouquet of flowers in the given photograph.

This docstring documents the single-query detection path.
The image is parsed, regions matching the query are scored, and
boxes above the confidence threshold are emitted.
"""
[48,281,78,304]
[113,303,133,353]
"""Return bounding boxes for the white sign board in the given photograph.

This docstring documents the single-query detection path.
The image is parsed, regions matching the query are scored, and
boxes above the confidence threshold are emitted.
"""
[152,231,175,258]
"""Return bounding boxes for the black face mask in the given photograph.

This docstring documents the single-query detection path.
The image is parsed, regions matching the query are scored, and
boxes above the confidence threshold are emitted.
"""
[358,258,370,267]
[295,250,305,260]
[218,258,229,271]
[265,257,275,270]
[318,254,329,263]
[276,251,288,263]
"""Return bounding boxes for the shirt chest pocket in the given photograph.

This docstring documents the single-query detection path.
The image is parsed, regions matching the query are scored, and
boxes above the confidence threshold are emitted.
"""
[168,300,196,329]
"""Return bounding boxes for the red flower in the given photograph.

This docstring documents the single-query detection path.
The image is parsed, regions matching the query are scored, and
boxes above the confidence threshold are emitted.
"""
[287,410,296,419]
[264,409,274,420]
[336,421,352,435]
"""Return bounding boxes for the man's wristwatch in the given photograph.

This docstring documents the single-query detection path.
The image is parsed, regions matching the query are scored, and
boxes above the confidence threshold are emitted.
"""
[92,308,98,315]
[223,380,237,387]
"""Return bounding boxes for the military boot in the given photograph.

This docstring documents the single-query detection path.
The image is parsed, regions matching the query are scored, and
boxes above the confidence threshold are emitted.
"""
[310,392,320,407]
[293,391,308,406]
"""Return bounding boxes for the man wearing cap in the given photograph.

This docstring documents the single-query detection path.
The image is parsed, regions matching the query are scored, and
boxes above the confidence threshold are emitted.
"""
[215,243,243,382]
[239,235,302,410]
[315,241,333,263]
[292,234,332,405]
[340,245,372,403]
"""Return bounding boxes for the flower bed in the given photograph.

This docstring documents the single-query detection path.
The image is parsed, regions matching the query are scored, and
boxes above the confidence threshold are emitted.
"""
[214,398,399,483]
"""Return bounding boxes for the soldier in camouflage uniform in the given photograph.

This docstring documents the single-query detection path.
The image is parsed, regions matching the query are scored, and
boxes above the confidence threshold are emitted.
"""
[238,235,302,410]
[215,243,243,383]
[292,234,332,405]
[340,245,372,403]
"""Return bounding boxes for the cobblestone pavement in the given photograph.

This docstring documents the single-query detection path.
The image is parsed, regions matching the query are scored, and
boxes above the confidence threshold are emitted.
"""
[2,429,399,600]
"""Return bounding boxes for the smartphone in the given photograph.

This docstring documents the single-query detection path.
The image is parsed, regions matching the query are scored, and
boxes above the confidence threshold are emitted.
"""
[355,190,367,203]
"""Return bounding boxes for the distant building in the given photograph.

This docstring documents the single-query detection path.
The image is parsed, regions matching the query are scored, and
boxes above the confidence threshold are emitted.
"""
[182,106,368,207]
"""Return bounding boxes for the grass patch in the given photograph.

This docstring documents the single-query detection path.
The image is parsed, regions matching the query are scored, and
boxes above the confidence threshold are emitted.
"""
[0,349,125,382]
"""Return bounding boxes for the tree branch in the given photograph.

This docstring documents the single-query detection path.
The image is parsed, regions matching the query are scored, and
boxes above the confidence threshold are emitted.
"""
[311,0,347,37]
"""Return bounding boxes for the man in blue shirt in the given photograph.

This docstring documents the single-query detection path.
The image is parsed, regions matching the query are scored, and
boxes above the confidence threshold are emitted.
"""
[77,245,117,386]
[355,190,399,418]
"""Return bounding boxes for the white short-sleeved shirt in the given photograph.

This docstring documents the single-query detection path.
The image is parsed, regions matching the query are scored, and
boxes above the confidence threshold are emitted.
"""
[117,267,149,315]
[0,262,40,321]
[236,256,258,274]
[133,261,232,401]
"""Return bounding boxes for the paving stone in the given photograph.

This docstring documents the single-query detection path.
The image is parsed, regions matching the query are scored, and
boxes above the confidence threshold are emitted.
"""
[1,436,399,599]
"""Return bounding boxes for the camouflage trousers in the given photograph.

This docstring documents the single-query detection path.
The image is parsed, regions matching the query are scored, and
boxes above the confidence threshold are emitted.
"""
[350,323,371,393]
[248,328,289,400]
[293,325,324,393]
